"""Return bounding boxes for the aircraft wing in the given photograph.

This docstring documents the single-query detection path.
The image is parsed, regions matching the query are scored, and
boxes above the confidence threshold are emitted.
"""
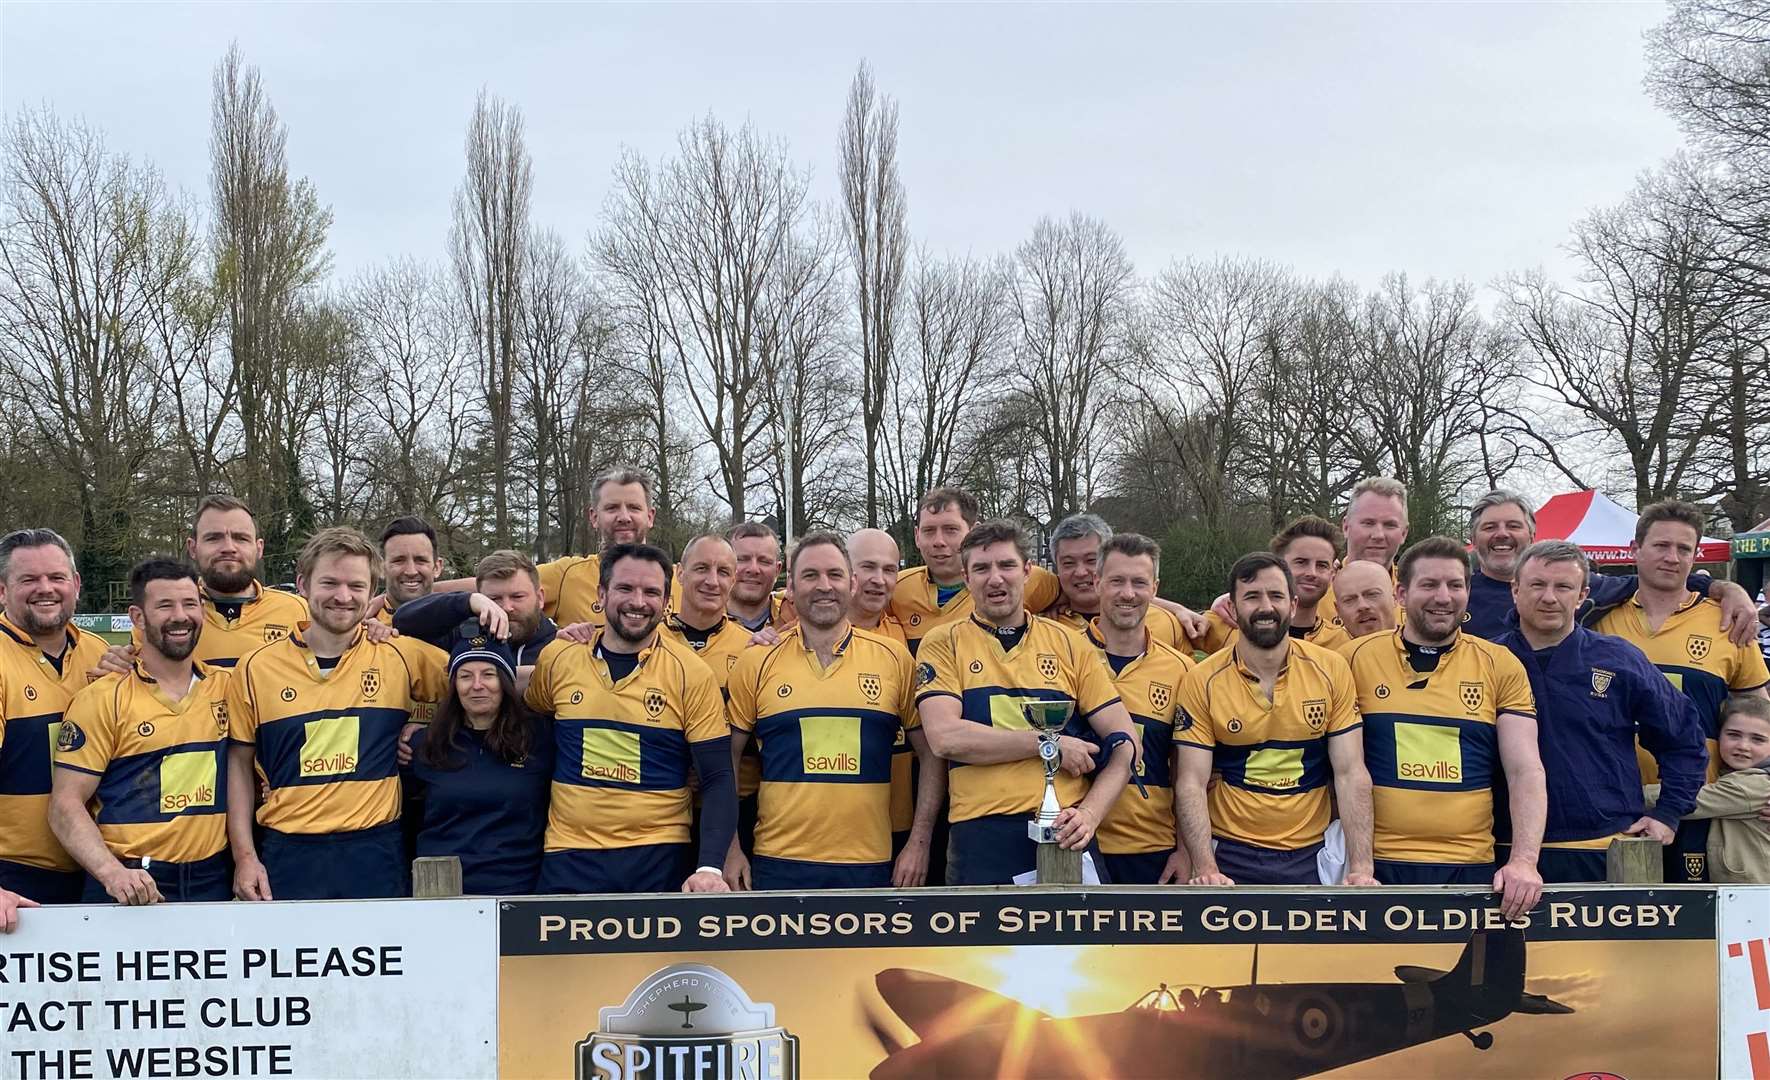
[1393,965,1449,983]
[874,968,1050,1039]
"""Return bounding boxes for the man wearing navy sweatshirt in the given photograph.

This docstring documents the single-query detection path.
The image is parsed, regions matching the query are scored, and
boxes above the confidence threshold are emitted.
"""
[1493,539,1708,882]
[1464,490,1755,642]
[393,550,558,668]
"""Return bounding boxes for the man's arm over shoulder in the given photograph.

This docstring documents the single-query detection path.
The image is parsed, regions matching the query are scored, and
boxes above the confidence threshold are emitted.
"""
[391,592,474,645]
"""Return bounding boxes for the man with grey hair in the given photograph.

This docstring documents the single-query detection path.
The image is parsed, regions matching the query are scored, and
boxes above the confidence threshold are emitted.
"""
[0,528,110,904]
[1491,539,1708,882]
[1465,489,1757,641]
[1043,513,1190,648]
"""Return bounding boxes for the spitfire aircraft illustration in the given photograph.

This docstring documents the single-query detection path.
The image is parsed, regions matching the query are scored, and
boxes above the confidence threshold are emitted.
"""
[867,929,1571,1078]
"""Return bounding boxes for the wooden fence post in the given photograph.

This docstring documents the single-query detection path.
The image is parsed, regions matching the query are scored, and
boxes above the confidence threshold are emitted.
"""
[1605,837,1664,883]
[413,856,464,897]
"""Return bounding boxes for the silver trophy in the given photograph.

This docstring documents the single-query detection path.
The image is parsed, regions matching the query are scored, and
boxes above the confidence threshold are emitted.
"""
[1024,700,1076,843]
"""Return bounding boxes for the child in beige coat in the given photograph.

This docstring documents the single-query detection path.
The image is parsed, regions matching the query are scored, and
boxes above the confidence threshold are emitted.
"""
[1649,697,1770,884]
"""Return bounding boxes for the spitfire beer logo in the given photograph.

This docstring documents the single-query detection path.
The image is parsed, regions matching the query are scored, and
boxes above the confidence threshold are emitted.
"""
[916,663,936,687]
[1590,669,1614,698]
[361,668,382,699]
[858,673,882,704]
[263,624,289,643]
[1459,682,1484,712]
[1149,683,1171,711]
[1303,699,1327,731]
[644,688,667,719]
[1686,635,1711,662]
[577,962,799,1080]
[1037,654,1059,681]
[211,702,230,737]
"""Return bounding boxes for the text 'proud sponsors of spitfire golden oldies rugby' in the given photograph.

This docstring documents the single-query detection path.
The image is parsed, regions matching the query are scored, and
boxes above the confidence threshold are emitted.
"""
[497,888,1717,1079]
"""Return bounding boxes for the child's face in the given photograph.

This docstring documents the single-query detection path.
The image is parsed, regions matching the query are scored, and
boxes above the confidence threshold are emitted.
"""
[1717,714,1770,772]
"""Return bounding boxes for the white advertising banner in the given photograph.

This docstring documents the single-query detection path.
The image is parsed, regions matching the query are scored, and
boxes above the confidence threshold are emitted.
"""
[1723,887,1770,1080]
[0,898,496,1080]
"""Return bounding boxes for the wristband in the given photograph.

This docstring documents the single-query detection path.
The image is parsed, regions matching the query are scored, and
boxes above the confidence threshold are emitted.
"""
[694,865,723,876]
[1098,731,1148,799]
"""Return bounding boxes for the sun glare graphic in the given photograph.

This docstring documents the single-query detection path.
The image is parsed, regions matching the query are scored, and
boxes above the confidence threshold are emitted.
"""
[983,945,1090,1017]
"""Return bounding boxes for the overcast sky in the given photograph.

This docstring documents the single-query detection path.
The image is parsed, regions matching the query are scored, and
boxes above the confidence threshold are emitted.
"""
[2,2,1683,296]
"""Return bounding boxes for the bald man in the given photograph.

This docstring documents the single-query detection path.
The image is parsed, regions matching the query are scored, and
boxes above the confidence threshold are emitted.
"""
[847,529,907,648]
[847,527,944,880]
[1333,560,1399,643]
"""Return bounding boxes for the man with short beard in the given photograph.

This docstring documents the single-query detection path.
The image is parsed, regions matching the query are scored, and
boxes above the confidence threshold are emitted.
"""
[225,528,447,901]
[394,550,558,666]
[1195,517,1349,653]
[1174,553,1376,886]
[1465,489,1755,641]
[916,520,1140,885]
[1331,561,1399,643]
[524,545,735,894]
[181,495,310,667]
[0,529,110,903]
[1341,537,1547,917]
[379,516,441,619]
[50,560,234,904]
[725,533,942,890]
[1084,533,1196,885]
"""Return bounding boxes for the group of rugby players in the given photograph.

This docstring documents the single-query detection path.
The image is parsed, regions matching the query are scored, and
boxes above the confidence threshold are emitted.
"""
[1,469,1766,929]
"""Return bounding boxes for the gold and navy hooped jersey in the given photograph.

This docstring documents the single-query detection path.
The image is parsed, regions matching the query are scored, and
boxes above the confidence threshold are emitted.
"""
[891,566,1061,655]
[524,630,726,852]
[1342,630,1536,865]
[1190,612,1351,656]
[857,616,915,832]
[538,554,683,629]
[915,613,1120,825]
[1595,593,1770,782]
[1046,603,1189,653]
[226,628,445,835]
[664,613,763,798]
[728,626,917,864]
[0,616,109,871]
[1085,623,1195,856]
[134,583,308,670]
[55,662,232,864]
[1174,638,1360,851]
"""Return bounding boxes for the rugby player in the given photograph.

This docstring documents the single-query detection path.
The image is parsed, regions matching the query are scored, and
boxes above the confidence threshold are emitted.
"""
[225,528,447,900]
[51,560,233,903]
[915,520,1139,885]
[1042,514,1189,650]
[1175,552,1376,886]
[0,529,109,903]
[1340,537,1546,916]
[1195,517,1349,653]
[725,533,941,889]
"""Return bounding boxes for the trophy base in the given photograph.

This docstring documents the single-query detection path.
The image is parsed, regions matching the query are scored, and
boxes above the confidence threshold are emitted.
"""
[1028,820,1058,844]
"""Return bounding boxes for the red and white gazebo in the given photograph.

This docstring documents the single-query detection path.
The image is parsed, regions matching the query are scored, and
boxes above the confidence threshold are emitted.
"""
[1533,489,1732,565]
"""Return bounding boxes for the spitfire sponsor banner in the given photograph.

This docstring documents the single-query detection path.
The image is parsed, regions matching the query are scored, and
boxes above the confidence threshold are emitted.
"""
[499,886,1716,1079]
[1,899,497,1080]
[1721,887,1770,1079]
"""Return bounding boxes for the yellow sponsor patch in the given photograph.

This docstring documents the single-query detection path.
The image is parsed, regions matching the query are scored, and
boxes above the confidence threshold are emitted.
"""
[1394,722,1462,784]
[988,695,1037,731]
[1663,671,1685,692]
[581,728,642,784]
[1243,747,1304,790]
[799,715,861,776]
[159,751,218,813]
[300,716,361,778]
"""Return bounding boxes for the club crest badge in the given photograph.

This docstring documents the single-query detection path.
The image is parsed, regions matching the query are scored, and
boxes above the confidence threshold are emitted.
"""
[644,688,667,719]
[1686,635,1711,662]
[1591,668,1614,698]
[1303,699,1327,731]
[858,673,882,704]
[1037,654,1059,681]
[361,668,381,699]
[263,624,289,643]
[1459,682,1483,712]
[1149,683,1171,711]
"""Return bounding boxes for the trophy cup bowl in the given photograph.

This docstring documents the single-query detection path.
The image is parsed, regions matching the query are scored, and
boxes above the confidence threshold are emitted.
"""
[1023,700,1076,844]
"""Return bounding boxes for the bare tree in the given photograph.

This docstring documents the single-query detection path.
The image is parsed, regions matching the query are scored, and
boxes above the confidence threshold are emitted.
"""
[883,251,1014,529]
[210,42,331,552]
[0,108,184,593]
[1008,213,1135,523]
[450,89,532,544]
[839,61,908,527]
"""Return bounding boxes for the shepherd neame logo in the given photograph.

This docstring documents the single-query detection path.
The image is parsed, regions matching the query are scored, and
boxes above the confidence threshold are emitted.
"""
[578,962,800,1080]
